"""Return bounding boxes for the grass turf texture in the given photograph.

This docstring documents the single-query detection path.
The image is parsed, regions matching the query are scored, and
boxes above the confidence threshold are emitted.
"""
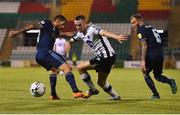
[0,67,179,114]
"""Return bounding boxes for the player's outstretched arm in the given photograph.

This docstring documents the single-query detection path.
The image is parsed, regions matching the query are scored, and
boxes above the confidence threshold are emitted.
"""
[8,23,41,38]
[99,29,128,43]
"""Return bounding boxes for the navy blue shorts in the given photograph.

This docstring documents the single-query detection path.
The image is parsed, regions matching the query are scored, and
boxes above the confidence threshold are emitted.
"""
[35,50,67,71]
[89,55,116,73]
[145,49,163,76]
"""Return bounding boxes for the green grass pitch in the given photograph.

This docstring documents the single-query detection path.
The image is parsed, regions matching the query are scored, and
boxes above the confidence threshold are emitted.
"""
[0,67,179,114]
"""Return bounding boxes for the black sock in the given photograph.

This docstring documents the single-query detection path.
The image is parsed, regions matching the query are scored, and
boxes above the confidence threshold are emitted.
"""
[155,75,171,84]
[49,74,57,96]
[145,75,159,96]
[65,72,79,93]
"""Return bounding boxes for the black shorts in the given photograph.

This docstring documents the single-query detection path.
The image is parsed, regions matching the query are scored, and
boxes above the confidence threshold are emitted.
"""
[145,49,163,76]
[89,55,116,73]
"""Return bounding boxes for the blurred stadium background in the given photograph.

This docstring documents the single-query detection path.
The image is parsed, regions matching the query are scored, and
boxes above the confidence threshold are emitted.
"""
[0,0,180,114]
[0,0,180,69]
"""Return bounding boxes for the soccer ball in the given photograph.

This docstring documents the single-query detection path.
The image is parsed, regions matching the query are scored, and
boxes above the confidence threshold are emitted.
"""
[30,81,45,97]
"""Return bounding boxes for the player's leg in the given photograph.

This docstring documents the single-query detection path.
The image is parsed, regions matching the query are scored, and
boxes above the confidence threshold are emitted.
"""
[97,72,120,100]
[77,61,99,96]
[48,51,84,98]
[77,61,96,90]
[96,55,120,100]
[59,55,66,76]
[144,58,159,99]
[49,69,60,100]
[144,71,160,99]
[35,52,60,100]
[153,56,177,94]
[60,63,78,91]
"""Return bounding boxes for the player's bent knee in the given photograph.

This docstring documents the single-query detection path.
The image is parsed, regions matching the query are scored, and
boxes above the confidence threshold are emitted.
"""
[51,71,58,75]
[60,64,72,74]
[153,72,162,81]
[154,75,161,81]
[50,67,59,75]
[64,67,72,74]
[97,81,102,87]
[97,80,106,88]
[77,65,82,71]
[77,65,86,73]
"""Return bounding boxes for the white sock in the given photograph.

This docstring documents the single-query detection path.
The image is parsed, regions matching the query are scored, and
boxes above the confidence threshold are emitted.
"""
[59,71,64,76]
[80,73,96,90]
[103,82,119,97]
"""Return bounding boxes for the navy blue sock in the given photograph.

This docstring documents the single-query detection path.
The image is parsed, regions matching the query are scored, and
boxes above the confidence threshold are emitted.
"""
[155,75,171,84]
[49,74,57,96]
[145,75,159,96]
[65,72,79,93]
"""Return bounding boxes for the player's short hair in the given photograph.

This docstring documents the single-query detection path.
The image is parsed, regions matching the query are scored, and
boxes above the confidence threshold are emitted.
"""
[130,14,142,20]
[75,15,86,21]
[54,15,67,22]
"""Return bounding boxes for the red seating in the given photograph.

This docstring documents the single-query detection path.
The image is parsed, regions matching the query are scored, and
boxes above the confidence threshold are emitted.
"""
[138,10,170,20]
[18,2,49,14]
[91,0,116,13]
[61,21,76,32]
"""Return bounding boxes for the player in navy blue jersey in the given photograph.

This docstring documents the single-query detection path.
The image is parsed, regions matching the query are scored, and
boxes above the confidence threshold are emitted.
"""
[8,15,85,100]
[130,14,177,99]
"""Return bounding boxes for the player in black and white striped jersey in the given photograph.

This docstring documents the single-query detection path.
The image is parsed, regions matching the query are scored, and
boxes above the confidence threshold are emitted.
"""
[72,24,115,59]
[67,15,128,100]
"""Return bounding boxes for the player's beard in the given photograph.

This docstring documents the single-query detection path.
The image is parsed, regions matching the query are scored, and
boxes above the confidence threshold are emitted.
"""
[137,23,140,28]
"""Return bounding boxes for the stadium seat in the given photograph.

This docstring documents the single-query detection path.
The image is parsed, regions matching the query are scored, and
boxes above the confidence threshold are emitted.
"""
[96,23,131,35]
[90,0,138,23]
[0,2,20,13]
[137,0,170,20]
[0,29,7,51]
[60,0,93,21]
[144,20,168,30]
[10,46,36,60]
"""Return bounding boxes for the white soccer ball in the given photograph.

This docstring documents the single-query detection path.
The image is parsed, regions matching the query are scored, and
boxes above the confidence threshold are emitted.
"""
[30,81,45,97]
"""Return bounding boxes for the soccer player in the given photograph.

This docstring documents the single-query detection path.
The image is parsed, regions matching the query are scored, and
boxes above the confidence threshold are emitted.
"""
[130,14,177,99]
[65,15,128,100]
[53,37,70,58]
[8,15,85,100]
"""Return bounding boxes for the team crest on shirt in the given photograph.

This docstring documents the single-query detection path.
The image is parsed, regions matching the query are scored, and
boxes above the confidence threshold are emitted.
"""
[87,35,90,39]
[138,33,142,39]
[40,20,45,24]
[86,40,94,48]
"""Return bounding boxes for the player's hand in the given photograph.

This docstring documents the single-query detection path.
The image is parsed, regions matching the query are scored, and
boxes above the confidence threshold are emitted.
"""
[8,30,19,38]
[65,41,71,51]
[141,60,146,74]
[65,41,71,57]
[116,34,128,43]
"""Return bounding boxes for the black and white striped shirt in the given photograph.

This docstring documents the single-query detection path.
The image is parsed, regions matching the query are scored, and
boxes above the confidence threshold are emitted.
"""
[71,24,115,58]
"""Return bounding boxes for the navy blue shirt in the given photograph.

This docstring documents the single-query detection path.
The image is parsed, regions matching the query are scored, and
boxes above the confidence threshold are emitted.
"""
[37,20,59,51]
[137,25,163,51]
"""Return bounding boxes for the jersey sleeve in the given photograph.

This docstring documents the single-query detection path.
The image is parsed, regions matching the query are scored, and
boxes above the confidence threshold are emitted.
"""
[70,32,81,42]
[137,26,147,41]
[91,25,102,35]
[39,20,52,29]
